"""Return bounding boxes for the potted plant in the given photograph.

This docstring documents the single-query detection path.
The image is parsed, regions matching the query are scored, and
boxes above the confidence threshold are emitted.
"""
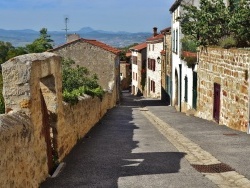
[181,36,198,69]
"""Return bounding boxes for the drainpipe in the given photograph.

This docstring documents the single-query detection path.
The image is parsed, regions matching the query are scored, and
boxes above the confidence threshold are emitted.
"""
[179,64,182,112]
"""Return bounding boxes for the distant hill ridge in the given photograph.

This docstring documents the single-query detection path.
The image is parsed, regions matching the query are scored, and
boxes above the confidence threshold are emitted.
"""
[0,27,151,48]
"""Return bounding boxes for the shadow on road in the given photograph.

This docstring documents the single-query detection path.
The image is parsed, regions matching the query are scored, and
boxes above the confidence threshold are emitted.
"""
[40,92,185,188]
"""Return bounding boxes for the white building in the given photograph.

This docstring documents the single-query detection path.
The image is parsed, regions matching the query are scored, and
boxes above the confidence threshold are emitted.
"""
[130,42,147,96]
[169,0,200,112]
[146,27,164,98]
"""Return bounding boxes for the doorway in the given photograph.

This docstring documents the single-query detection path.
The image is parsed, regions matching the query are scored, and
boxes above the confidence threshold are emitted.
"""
[213,83,221,123]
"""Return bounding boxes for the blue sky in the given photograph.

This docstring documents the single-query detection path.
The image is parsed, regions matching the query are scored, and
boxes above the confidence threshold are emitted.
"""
[0,0,175,33]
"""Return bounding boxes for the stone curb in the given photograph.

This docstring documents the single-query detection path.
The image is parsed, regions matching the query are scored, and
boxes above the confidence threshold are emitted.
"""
[140,108,250,188]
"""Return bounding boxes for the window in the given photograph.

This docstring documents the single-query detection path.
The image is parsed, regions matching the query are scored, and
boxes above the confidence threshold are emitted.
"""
[175,29,178,54]
[133,56,137,65]
[172,29,175,52]
[147,58,156,71]
[136,73,137,81]
[153,44,155,51]
[148,44,151,51]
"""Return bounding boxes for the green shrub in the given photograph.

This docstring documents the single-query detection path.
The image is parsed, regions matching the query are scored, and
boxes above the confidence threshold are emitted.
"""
[93,87,105,99]
[62,59,104,105]
[62,90,79,105]
[185,56,197,68]
[219,36,237,49]
[181,37,198,53]
[0,94,5,114]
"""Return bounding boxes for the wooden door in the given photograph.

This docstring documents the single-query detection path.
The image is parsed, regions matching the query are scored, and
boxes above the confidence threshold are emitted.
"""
[213,83,221,123]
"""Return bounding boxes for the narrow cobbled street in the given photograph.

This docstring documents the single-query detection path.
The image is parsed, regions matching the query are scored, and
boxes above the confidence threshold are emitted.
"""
[41,92,250,188]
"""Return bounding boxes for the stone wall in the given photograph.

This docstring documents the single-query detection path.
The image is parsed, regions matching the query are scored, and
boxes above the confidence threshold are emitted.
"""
[51,40,118,91]
[0,112,48,188]
[120,61,130,90]
[0,52,117,187]
[57,91,116,161]
[197,47,250,132]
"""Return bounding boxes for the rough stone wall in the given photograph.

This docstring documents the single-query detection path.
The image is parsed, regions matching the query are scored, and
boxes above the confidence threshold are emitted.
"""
[0,52,117,187]
[1,52,62,187]
[0,112,47,188]
[197,47,250,132]
[120,61,130,90]
[56,91,116,161]
[51,41,117,91]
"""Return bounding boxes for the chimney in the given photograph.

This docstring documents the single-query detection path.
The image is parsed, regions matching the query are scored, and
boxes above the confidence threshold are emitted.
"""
[153,27,158,37]
[67,33,80,43]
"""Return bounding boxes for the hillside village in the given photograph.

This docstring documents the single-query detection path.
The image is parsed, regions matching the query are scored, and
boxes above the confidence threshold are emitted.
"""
[124,0,250,133]
[0,0,250,187]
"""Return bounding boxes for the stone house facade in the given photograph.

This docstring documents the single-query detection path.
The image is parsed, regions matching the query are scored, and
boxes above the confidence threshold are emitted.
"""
[160,27,172,104]
[120,61,130,90]
[50,37,121,102]
[146,27,164,99]
[130,42,147,96]
[197,47,250,133]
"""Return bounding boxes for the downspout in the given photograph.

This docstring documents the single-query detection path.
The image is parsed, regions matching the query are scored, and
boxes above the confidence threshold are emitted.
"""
[179,64,182,112]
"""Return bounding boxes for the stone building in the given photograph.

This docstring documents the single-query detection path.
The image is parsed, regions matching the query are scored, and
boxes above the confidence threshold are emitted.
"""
[160,27,172,104]
[130,42,147,96]
[169,0,199,112]
[197,47,250,133]
[120,61,130,90]
[50,37,121,102]
[0,52,118,187]
[146,27,164,98]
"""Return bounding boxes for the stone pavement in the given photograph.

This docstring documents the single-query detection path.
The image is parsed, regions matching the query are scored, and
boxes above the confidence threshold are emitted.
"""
[41,92,250,188]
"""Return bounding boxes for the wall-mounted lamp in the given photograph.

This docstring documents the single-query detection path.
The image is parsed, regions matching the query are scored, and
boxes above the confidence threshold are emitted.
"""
[157,56,161,64]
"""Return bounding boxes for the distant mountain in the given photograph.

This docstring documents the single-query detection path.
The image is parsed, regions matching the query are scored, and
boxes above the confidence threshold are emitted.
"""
[0,27,151,48]
[78,27,131,35]
[78,27,95,33]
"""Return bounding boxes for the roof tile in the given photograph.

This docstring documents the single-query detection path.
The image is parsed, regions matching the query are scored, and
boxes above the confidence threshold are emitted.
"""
[146,34,164,42]
[50,38,120,55]
[130,42,147,51]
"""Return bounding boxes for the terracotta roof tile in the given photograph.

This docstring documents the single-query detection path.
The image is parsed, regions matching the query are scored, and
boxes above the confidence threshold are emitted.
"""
[161,27,171,33]
[50,38,120,55]
[146,34,164,42]
[126,52,132,57]
[83,39,121,55]
[130,42,147,51]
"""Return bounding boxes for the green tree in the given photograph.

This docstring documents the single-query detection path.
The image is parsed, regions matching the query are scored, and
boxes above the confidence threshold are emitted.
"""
[228,0,250,46]
[26,28,54,53]
[181,0,230,46]
[7,47,27,60]
[0,41,14,64]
